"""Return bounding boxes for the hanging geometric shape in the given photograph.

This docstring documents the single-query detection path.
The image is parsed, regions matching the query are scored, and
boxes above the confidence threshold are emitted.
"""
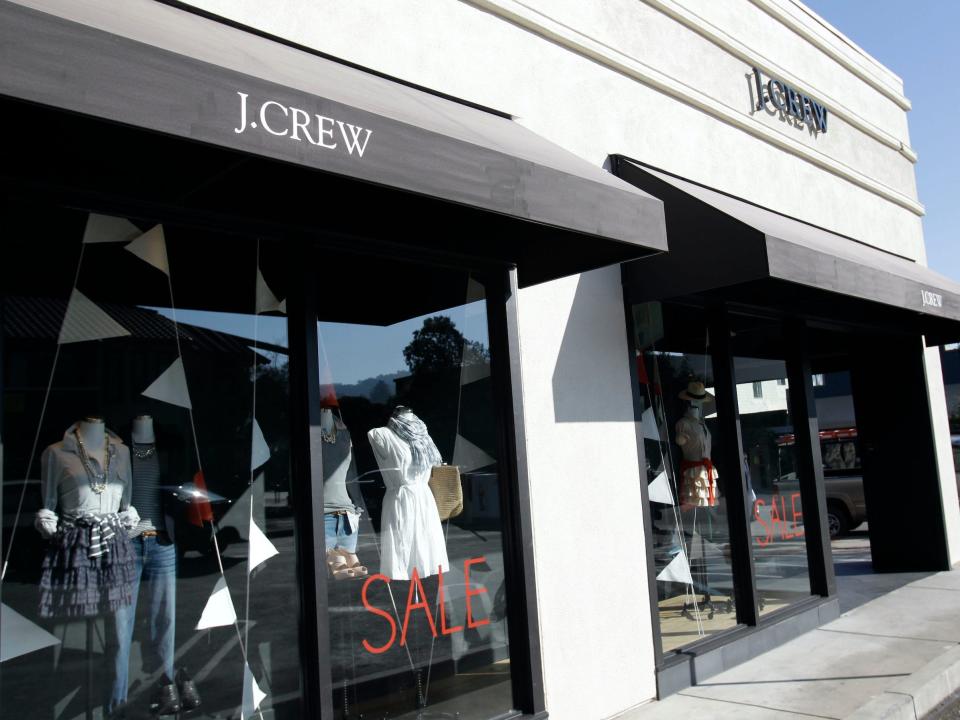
[142,357,192,409]
[648,470,674,505]
[1,603,60,662]
[452,433,496,473]
[57,289,131,345]
[82,213,142,244]
[241,662,268,720]
[248,518,279,573]
[460,361,491,386]
[250,420,270,472]
[465,277,486,315]
[656,550,693,585]
[195,576,237,630]
[641,407,660,441]
[255,267,285,314]
[125,224,169,275]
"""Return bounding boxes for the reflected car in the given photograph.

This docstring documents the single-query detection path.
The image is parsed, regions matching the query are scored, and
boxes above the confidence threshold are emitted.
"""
[774,428,866,538]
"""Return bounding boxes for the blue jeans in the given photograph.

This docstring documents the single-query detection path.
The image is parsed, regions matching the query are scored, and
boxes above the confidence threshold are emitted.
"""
[109,535,177,712]
[324,513,357,552]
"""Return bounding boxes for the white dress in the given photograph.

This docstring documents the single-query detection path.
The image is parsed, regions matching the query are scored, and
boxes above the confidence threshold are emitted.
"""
[368,426,450,580]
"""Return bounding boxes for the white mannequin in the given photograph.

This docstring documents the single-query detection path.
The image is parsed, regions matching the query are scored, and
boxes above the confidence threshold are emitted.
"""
[77,416,107,466]
[132,414,156,444]
[676,401,702,448]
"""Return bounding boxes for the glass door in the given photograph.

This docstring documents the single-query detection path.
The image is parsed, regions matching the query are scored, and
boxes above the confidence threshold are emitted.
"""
[309,253,515,719]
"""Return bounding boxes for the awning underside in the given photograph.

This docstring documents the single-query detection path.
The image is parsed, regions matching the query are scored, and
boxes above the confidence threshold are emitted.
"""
[0,0,667,277]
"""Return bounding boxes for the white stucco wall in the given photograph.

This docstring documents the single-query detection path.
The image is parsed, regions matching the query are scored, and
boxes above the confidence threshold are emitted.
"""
[516,266,656,719]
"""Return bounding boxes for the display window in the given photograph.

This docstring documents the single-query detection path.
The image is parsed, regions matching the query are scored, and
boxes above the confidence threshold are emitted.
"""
[312,257,513,719]
[631,302,743,653]
[0,202,301,718]
[729,314,814,616]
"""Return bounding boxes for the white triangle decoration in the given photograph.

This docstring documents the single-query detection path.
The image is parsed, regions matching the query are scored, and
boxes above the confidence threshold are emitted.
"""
[465,277,486,316]
[656,550,693,584]
[460,361,491,386]
[648,470,674,505]
[196,576,237,630]
[217,473,263,542]
[52,685,81,719]
[255,268,285,314]
[57,290,131,345]
[142,357,192,409]
[641,407,661,441]
[125,225,169,275]
[248,517,279,573]
[250,420,270,471]
[82,213,142,244]
[242,662,268,720]
[452,433,496,472]
[1,603,61,662]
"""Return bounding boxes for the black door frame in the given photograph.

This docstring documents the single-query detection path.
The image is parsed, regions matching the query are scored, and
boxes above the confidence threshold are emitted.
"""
[0,179,548,719]
[284,240,548,718]
[624,294,837,693]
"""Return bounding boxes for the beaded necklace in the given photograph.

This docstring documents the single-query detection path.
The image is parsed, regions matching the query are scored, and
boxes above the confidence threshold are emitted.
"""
[74,429,111,494]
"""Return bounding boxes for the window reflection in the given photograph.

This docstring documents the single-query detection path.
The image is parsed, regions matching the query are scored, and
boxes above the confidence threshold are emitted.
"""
[0,207,301,719]
[316,270,513,719]
[731,315,814,615]
[633,302,740,653]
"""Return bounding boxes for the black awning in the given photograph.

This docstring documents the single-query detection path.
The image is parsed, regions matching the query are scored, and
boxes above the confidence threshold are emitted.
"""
[614,157,960,343]
[0,0,666,265]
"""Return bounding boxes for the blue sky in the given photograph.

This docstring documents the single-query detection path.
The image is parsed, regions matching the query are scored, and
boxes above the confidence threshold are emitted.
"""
[803,1,960,279]
[154,298,489,385]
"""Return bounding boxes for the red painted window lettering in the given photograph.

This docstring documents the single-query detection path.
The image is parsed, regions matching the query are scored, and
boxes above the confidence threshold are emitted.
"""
[754,499,772,547]
[438,565,463,636]
[400,567,438,647]
[361,557,491,654]
[791,492,805,537]
[361,574,396,655]
[464,557,491,629]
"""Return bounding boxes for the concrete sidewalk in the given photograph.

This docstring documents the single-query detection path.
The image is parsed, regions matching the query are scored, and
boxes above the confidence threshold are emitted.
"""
[620,569,960,720]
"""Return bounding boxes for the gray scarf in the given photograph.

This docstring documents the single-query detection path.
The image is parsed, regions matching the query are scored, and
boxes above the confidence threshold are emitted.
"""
[388,411,442,474]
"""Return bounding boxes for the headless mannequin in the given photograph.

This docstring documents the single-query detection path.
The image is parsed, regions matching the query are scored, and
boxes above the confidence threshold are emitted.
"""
[77,416,108,469]
[132,414,156,445]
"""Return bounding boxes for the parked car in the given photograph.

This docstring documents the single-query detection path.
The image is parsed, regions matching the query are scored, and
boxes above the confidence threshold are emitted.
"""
[774,428,866,539]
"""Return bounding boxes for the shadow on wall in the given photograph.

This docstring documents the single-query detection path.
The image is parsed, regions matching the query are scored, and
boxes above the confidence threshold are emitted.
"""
[551,268,635,423]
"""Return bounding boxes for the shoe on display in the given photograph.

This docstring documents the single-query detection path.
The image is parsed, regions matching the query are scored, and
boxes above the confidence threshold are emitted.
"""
[176,667,202,711]
[149,681,181,716]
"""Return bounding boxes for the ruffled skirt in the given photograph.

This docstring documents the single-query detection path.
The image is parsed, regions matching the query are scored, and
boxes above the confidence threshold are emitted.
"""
[39,516,136,618]
[680,460,719,508]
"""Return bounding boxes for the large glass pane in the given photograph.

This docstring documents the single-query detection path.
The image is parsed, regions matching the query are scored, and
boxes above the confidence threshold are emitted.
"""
[633,302,741,653]
[0,205,302,718]
[731,315,813,615]
[315,262,513,719]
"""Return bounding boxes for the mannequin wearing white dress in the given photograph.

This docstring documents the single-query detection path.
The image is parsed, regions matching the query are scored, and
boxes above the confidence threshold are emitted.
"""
[367,409,449,580]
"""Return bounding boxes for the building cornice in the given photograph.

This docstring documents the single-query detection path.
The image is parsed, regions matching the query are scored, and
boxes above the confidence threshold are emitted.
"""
[465,0,924,216]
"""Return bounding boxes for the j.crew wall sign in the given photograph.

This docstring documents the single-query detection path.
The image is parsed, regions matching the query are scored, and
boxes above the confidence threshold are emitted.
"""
[751,67,829,134]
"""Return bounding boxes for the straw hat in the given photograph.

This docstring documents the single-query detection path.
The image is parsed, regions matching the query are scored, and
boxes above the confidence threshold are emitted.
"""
[679,379,713,402]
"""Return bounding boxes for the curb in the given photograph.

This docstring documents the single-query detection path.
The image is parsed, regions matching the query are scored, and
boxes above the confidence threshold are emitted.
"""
[845,644,960,720]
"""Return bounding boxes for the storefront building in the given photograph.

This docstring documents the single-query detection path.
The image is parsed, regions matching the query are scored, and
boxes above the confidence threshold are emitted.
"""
[1,2,958,720]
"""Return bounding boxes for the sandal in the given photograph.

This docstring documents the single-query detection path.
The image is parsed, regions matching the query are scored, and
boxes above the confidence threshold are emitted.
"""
[326,550,357,581]
[335,549,369,578]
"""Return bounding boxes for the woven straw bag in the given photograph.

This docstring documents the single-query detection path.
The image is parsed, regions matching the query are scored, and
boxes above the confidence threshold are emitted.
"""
[428,464,463,520]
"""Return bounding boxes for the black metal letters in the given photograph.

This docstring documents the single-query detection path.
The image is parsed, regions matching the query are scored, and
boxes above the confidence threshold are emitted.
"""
[752,67,828,133]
